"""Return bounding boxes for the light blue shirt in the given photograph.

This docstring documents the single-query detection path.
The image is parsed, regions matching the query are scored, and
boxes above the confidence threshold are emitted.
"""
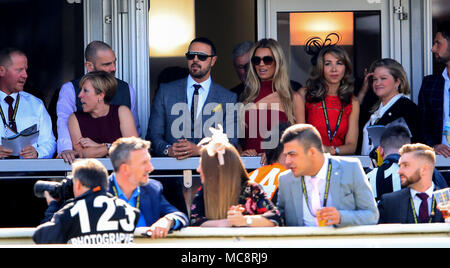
[112,175,147,227]
[186,75,211,118]
[441,68,450,145]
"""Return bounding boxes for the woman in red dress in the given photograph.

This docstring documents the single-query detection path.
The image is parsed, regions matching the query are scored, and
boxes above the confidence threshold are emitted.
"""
[239,39,303,156]
[297,46,359,155]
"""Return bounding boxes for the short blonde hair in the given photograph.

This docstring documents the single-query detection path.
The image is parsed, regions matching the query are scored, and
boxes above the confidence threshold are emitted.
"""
[399,143,436,166]
[79,71,117,104]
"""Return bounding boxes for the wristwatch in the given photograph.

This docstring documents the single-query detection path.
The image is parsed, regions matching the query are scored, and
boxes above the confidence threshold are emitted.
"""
[104,143,112,150]
[163,145,171,156]
[335,147,340,155]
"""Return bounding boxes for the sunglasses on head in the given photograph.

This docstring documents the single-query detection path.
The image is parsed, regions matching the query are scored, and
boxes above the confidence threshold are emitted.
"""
[251,56,275,66]
[185,52,215,61]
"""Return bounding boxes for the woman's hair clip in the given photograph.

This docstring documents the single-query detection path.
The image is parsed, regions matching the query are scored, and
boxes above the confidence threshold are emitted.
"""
[304,32,341,66]
[198,124,229,166]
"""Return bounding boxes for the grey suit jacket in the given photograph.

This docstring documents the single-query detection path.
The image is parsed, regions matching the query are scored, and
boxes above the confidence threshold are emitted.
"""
[277,155,379,227]
[147,77,238,156]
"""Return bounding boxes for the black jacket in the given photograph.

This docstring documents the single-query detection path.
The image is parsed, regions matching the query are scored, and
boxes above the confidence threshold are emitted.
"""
[378,186,445,224]
[33,188,140,244]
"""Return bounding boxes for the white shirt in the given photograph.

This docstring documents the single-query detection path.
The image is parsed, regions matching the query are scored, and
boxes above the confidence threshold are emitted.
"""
[441,67,450,145]
[303,155,334,226]
[0,91,56,158]
[409,183,435,218]
[186,75,211,118]
[361,94,403,155]
[56,80,139,153]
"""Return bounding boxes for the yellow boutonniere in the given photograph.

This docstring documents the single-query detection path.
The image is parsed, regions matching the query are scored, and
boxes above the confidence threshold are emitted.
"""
[212,103,222,113]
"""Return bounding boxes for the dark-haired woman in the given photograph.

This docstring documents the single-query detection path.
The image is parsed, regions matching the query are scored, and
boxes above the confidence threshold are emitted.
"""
[297,46,359,155]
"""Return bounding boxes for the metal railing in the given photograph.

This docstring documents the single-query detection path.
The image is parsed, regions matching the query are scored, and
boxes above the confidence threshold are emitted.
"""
[1,223,450,247]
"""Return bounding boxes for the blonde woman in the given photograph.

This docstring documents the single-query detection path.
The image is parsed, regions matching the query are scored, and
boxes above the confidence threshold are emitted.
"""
[240,38,303,156]
[68,71,138,158]
[190,126,281,227]
[361,58,421,155]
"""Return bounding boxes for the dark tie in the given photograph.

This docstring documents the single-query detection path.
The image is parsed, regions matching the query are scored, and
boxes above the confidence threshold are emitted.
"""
[417,192,429,223]
[191,84,201,130]
[4,96,17,133]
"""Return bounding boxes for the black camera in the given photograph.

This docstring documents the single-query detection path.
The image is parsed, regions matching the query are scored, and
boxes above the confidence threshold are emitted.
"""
[34,179,74,201]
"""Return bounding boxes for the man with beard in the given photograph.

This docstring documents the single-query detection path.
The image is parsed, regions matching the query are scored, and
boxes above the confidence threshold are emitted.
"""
[418,22,450,158]
[378,143,445,223]
[56,41,140,163]
[108,137,188,239]
[147,37,237,159]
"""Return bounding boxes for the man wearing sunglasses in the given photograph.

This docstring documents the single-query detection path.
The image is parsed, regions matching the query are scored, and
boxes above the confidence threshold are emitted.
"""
[147,37,238,160]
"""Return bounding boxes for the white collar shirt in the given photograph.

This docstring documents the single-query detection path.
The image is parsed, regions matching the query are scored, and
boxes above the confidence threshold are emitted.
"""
[303,155,334,226]
[361,94,403,155]
[409,183,435,218]
[186,75,211,118]
[0,91,56,158]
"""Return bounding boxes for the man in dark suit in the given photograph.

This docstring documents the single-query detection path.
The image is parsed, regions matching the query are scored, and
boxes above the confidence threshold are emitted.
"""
[108,137,188,239]
[147,37,237,159]
[378,143,445,224]
[418,21,450,157]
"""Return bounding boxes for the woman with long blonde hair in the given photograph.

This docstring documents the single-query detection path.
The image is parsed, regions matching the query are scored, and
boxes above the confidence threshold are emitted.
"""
[239,38,303,156]
[190,126,281,227]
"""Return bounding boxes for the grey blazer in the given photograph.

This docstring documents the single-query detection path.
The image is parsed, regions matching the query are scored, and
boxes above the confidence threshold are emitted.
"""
[146,77,238,156]
[277,155,379,227]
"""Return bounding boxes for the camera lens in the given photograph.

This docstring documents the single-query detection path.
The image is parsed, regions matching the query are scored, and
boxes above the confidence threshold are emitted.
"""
[34,180,59,199]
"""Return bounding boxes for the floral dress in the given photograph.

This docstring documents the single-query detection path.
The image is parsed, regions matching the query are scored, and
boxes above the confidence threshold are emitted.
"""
[190,180,282,226]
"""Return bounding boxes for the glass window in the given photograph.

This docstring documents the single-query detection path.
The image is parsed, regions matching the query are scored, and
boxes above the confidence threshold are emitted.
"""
[277,11,381,93]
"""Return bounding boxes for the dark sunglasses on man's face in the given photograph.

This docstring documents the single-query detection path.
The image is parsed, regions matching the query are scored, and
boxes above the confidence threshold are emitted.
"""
[185,52,215,61]
[251,56,275,66]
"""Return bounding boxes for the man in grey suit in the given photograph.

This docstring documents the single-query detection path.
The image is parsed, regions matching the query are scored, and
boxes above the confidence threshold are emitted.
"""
[147,37,237,159]
[277,124,379,227]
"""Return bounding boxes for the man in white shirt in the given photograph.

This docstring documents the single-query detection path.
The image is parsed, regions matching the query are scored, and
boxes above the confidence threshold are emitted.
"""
[0,48,56,159]
[56,41,139,163]
[277,124,378,227]
[146,37,237,159]
[378,143,446,223]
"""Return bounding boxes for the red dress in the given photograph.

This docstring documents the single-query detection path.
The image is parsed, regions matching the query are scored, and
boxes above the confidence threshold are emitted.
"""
[305,95,352,147]
[243,80,289,153]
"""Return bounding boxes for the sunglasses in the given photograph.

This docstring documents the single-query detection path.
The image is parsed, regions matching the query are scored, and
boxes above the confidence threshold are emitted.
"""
[251,56,275,66]
[185,52,215,61]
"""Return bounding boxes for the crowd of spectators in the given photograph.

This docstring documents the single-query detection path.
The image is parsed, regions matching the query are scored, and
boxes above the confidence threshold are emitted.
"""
[1,21,450,244]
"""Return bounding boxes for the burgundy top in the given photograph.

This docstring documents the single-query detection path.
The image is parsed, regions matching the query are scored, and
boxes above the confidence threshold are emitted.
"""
[75,104,122,144]
[243,80,289,153]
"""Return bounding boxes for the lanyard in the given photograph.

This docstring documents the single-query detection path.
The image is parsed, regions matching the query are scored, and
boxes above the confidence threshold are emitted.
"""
[322,99,343,145]
[112,185,140,209]
[409,195,436,224]
[301,160,332,216]
[0,94,20,132]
